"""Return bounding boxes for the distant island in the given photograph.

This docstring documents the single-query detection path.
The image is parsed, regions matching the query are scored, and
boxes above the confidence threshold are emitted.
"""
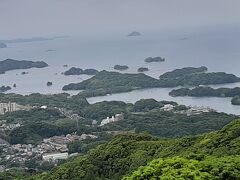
[138,67,149,72]
[0,42,7,48]
[64,67,98,76]
[0,59,48,74]
[169,87,240,97]
[0,86,11,93]
[113,65,129,71]
[0,36,68,44]
[127,31,141,37]
[47,82,53,86]
[62,69,240,97]
[145,57,165,63]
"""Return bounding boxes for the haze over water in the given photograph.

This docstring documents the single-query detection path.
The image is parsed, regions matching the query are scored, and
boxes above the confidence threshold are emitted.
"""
[0,0,240,114]
[0,25,240,114]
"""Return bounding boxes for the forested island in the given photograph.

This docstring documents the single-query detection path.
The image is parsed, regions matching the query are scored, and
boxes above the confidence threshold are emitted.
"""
[138,67,149,72]
[0,86,11,93]
[64,67,98,75]
[169,87,240,105]
[0,59,48,74]
[169,87,240,97]
[62,68,240,98]
[145,57,165,63]
[113,65,129,71]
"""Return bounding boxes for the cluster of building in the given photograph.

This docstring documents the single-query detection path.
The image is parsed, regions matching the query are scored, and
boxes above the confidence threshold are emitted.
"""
[160,104,215,115]
[0,102,30,115]
[178,105,215,116]
[100,113,124,126]
[0,102,17,114]
[0,133,98,167]
[0,120,22,131]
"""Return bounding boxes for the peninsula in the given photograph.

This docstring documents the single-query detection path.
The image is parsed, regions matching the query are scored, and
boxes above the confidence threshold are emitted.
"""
[62,69,240,97]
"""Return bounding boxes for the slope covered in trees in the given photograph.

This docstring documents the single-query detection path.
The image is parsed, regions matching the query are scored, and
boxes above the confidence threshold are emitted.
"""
[32,119,240,180]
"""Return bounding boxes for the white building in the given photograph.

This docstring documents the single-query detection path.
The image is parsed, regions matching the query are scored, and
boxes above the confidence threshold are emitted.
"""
[160,104,174,111]
[0,102,17,114]
[42,152,68,161]
[100,113,124,126]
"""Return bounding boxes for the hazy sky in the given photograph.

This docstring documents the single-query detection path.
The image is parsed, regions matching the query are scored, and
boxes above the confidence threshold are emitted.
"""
[0,0,240,38]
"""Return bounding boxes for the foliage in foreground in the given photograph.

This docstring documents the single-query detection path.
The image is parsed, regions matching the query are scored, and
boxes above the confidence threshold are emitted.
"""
[124,155,240,180]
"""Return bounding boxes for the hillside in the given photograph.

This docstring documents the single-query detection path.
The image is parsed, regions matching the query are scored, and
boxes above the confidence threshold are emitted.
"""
[32,120,240,180]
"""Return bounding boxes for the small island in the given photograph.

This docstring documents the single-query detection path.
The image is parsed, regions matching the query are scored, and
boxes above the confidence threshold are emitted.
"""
[145,57,165,63]
[64,67,98,76]
[0,86,11,93]
[21,72,28,75]
[127,31,141,37]
[138,67,149,72]
[0,42,7,48]
[47,82,53,86]
[0,59,48,74]
[113,65,129,71]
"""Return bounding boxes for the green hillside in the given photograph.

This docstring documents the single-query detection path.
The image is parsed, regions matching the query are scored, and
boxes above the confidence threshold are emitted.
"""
[31,119,240,180]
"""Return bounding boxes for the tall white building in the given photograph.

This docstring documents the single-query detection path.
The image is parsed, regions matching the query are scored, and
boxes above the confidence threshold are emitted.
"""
[0,102,17,114]
[100,113,124,126]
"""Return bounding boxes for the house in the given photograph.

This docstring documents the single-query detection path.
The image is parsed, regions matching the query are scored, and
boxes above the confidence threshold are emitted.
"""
[42,152,68,161]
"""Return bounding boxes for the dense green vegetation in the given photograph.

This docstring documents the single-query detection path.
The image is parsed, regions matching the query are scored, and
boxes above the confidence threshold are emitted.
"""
[31,120,240,180]
[64,67,98,75]
[0,94,236,145]
[103,111,236,138]
[169,87,240,97]
[113,65,129,71]
[159,66,207,79]
[0,59,48,74]
[231,96,240,105]
[158,72,240,87]
[62,70,240,97]
[145,57,165,63]
[124,155,240,179]
[0,93,89,112]
[62,71,160,92]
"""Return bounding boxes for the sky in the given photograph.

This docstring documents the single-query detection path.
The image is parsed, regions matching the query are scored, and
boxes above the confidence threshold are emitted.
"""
[0,0,240,38]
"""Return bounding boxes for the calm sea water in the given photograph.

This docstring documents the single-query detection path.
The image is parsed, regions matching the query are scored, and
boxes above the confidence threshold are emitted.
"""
[0,26,240,114]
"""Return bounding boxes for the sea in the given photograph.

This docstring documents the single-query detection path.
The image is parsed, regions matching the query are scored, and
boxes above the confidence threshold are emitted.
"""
[0,25,240,115]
